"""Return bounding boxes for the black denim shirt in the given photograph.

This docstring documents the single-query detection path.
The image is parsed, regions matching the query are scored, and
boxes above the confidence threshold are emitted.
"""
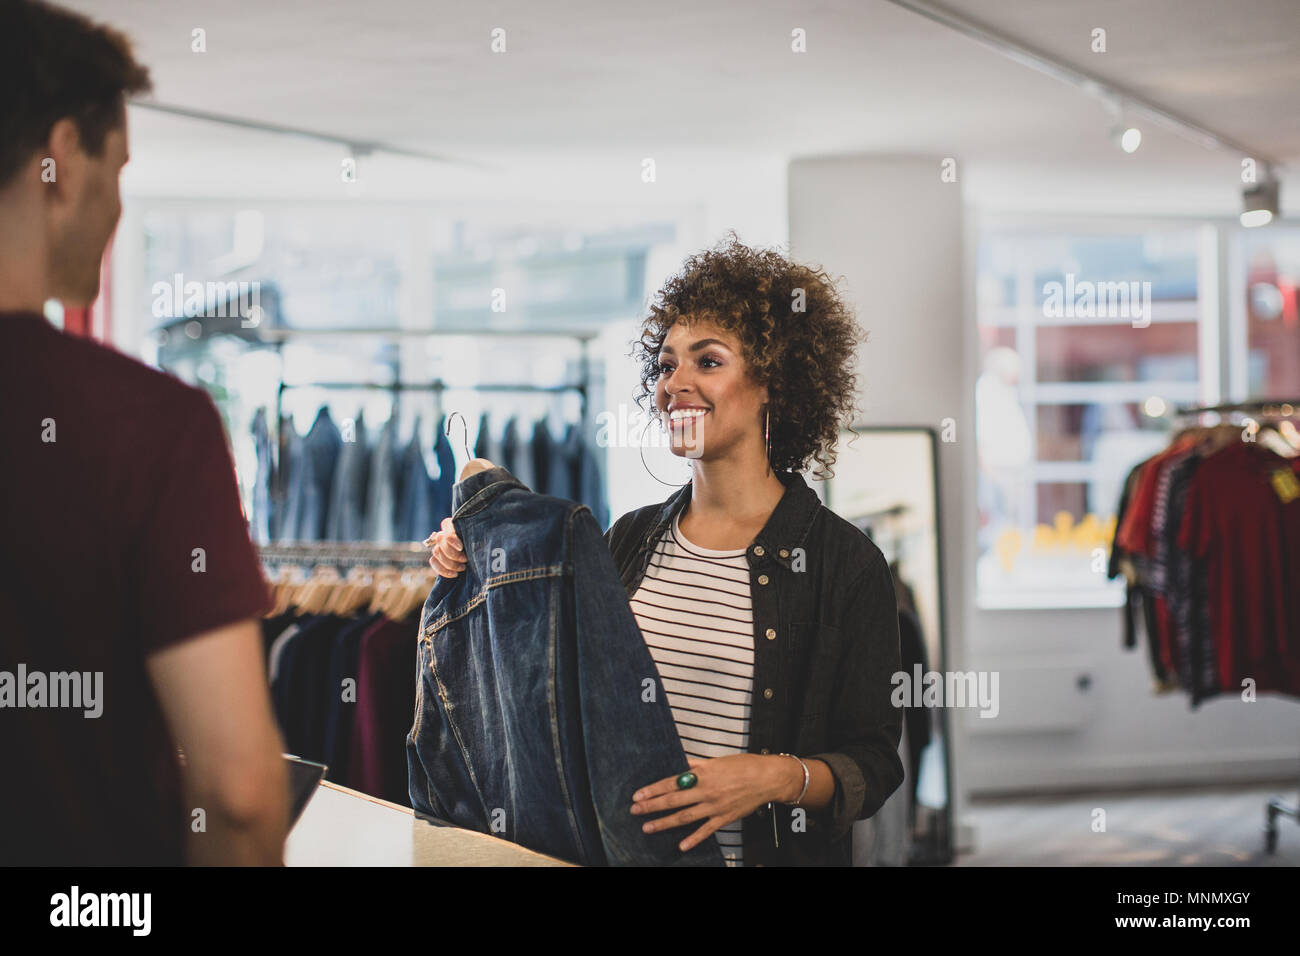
[604,468,904,867]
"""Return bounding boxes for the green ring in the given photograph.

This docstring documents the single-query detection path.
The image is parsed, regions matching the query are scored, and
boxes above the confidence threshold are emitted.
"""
[676,771,698,790]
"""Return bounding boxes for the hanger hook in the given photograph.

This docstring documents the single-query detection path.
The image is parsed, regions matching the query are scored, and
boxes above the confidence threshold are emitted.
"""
[446,410,471,462]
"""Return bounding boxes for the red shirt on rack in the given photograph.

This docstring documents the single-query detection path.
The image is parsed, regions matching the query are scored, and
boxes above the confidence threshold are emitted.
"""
[1177,439,1300,697]
[1115,437,1196,678]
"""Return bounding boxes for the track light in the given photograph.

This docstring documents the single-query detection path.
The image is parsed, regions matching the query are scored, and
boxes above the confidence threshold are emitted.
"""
[1241,176,1279,228]
[1113,125,1141,153]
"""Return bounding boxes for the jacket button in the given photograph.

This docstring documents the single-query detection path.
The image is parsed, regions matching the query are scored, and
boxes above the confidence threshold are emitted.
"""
[759,747,769,754]
[758,574,769,585]
[753,545,764,556]
[779,549,789,558]
[763,688,774,700]
[765,627,776,640]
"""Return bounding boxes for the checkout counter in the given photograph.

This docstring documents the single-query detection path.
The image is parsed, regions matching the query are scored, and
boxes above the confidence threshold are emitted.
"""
[286,781,574,866]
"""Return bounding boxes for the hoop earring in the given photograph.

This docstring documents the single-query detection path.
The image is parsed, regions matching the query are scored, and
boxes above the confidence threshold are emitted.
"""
[639,416,690,488]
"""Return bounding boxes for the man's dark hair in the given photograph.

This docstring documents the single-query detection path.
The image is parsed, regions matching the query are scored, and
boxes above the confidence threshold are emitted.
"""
[0,0,152,188]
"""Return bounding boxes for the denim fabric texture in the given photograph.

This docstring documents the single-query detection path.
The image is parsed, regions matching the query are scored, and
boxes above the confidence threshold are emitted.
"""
[576,422,608,530]
[406,465,725,867]
[366,415,399,543]
[530,418,553,495]
[394,422,434,543]
[548,422,578,502]
[473,411,503,465]
[327,413,370,541]
[500,416,535,491]
[277,425,307,543]
[292,407,343,541]
[604,469,904,867]
[431,413,456,525]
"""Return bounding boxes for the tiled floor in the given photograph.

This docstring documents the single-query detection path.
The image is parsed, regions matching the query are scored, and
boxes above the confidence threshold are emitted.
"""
[952,781,1300,866]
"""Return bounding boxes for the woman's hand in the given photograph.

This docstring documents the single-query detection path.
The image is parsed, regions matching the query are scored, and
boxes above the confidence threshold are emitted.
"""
[629,754,801,852]
[423,517,466,578]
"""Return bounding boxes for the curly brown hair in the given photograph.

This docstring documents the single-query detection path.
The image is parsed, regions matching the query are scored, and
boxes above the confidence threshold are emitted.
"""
[632,231,865,480]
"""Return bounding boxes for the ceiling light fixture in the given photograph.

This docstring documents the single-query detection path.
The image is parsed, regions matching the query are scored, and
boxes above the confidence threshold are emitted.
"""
[883,0,1283,171]
[1241,171,1279,227]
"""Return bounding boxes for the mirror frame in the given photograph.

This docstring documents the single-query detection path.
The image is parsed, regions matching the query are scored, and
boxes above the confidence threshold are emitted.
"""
[826,424,955,866]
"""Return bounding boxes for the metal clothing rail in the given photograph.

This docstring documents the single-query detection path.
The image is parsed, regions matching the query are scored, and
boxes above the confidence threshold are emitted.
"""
[257,542,429,567]
[1173,398,1300,417]
[274,378,591,441]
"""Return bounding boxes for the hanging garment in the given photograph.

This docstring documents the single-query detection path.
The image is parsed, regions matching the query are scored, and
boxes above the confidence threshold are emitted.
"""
[1176,441,1300,696]
[431,413,456,525]
[530,417,554,495]
[366,415,399,544]
[1162,452,1217,706]
[500,415,536,491]
[251,407,274,543]
[304,407,344,541]
[548,421,579,502]
[282,408,343,542]
[474,410,504,465]
[576,426,609,530]
[321,611,382,784]
[327,413,371,541]
[347,614,418,806]
[896,607,932,806]
[394,420,435,543]
[277,422,307,543]
[406,465,725,867]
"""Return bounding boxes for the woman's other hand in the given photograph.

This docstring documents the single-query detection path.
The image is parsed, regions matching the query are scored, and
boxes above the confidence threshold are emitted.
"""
[424,517,467,578]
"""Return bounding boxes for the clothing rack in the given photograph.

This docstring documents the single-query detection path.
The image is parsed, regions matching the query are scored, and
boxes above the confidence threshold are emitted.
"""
[257,541,429,569]
[1128,405,1300,853]
[274,378,590,444]
[1173,398,1300,418]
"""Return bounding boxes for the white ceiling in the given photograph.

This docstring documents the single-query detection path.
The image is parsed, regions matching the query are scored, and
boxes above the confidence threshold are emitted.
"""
[57,0,1300,215]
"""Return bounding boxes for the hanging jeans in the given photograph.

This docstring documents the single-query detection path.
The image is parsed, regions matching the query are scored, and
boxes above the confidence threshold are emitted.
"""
[406,466,724,867]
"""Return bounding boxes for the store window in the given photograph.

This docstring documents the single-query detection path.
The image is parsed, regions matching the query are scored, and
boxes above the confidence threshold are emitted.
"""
[975,228,1204,608]
[129,203,672,537]
[1233,227,1300,399]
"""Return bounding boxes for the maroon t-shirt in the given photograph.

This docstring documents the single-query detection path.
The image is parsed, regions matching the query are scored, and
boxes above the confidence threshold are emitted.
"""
[0,312,271,864]
[1177,440,1300,696]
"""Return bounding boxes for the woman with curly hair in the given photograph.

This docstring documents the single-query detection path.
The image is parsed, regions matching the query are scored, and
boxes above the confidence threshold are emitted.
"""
[428,232,903,867]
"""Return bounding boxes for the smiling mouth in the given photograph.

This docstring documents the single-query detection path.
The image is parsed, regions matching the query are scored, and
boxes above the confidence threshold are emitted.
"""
[666,409,710,429]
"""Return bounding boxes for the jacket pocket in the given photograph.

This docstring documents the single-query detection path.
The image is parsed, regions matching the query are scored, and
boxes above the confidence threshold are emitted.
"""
[788,620,844,719]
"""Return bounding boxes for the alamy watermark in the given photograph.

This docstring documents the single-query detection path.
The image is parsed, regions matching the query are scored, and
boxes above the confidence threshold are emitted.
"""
[892,665,999,718]
[0,664,102,718]
[151,273,263,328]
[1042,273,1152,328]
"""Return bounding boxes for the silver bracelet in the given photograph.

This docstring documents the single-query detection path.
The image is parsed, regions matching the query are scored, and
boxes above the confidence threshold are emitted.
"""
[778,752,810,806]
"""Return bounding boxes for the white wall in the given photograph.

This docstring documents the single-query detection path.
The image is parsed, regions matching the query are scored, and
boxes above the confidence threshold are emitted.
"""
[788,152,969,833]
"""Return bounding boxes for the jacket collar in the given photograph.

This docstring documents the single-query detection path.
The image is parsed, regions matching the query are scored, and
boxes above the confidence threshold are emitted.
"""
[643,469,822,570]
[451,465,529,517]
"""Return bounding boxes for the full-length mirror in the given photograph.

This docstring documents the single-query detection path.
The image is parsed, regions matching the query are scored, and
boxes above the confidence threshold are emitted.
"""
[827,426,953,865]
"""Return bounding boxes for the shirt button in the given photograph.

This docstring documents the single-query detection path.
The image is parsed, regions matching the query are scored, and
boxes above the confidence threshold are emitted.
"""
[759,747,769,754]
[779,549,789,558]
[763,688,774,700]
[753,545,765,556]
[765,627,776,640]
[758,574,769,585]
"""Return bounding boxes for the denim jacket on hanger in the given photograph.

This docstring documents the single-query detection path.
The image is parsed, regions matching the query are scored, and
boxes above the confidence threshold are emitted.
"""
[406,465,724,867]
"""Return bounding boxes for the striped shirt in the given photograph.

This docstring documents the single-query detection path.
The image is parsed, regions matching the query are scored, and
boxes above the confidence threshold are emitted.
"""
[629,512,754,867]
